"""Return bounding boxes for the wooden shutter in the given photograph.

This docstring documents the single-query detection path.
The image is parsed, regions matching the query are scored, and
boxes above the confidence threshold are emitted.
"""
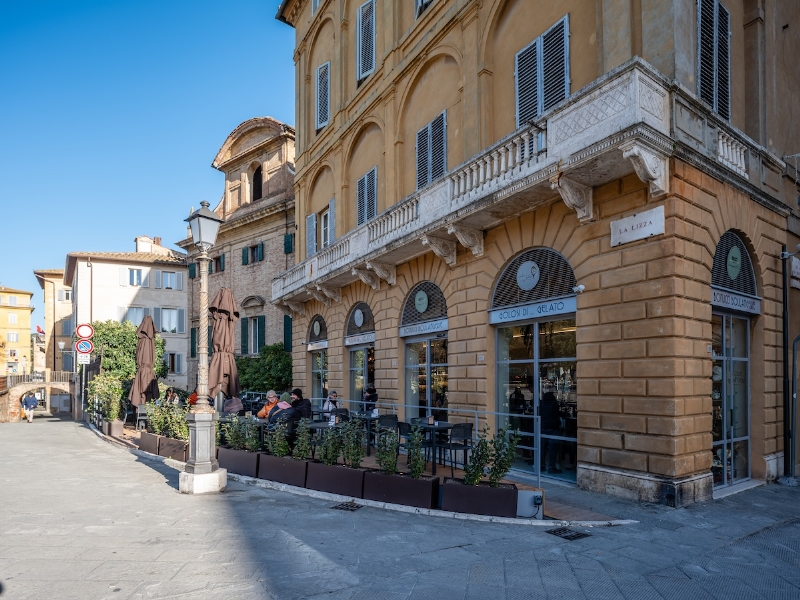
[208,261,213,274]
[306,213,317,256]
[257,315,266,353]
[257,242,264,261]
[242,247,249,265]
[191,327,197,358]
[430,111,446,181]
[716,3,730,120]
[316,62,330,128]
[119,267,128,286]
[177,309,185,334]
[357,0,375,80]
[153,307,161,331]
[515,39,539,127]
[284,234,294,254]
[416,124,429,190]
[141,270,149,288]
[220,254,225,271]
[366,167,377,221]
[284,315,292,352]
[241,318,249,354]
[188,263,196,279]
[153,270,162,289]
[175,273,183,291]
[541,16,569,113]
[357,175,367,225]
[698,0,716,109]
[328,198,336,245]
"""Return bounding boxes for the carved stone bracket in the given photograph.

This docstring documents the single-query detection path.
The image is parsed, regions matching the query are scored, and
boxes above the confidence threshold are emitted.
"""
[284,301,305,316]
[352,267,380,290]
[549,174,595,224]
[307,288,330,306]
[366,261,396,286]
[421,234,457,266]
[317,284,341,303]
[446,224,484,257]
[620,140,669,198]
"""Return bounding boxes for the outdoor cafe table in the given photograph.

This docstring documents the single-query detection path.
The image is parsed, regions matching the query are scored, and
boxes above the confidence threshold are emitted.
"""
[419,421,455,476]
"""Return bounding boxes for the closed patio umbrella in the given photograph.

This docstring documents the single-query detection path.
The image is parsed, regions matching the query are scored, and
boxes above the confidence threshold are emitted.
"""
[208,288,240,400]
[129,315,159,406]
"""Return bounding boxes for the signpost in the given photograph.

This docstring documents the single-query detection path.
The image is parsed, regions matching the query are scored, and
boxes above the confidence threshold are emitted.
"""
[75,323,94,339]
[74,323,94,421]
[77,353,90,365]
[75,339,94,354]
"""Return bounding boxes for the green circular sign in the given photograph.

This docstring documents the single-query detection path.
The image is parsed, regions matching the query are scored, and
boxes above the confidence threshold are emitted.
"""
[313,321,321,336]
[726,246,742,281]
[414,290,429,313]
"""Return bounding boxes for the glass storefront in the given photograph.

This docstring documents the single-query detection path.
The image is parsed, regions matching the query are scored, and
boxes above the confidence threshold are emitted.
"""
[349,345,374,408]
[310,350,328,404]
[497,318,577,481]
[405,337,448,420]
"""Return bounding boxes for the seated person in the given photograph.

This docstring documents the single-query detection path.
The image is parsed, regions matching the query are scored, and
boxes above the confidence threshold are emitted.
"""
[364,386,378,412]
[322,390,339,415]
[290,388,311,419]
[267,400,300,429]
[256,390,279,419]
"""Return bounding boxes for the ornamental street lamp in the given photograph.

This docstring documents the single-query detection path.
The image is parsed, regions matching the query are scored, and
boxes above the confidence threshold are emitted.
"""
[179,200,227,494]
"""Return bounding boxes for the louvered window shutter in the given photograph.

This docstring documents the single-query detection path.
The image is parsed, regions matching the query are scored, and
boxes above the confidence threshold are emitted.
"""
[142,270,149,288]
[357,175,367,225]
[57,289,64,301]
[515,40,539,128]
[541,16,569,113]
[220,254,225,271]
[284,315,292,352]
[175,273,183,291]
[430,111,446,181]
[241,318,249,354]
[242,247,249,265]
[143,307,150,318]
[306,213,318,256]
[716,3,730,120]
[153,270,162,289]
[316,62,330,129]
[357,0,375,80]
[190,327,197,358]
[366,167,377,221]
[416,125,429,190]
[328,198,336,245]
[177,309,185,334]
[176,354,182,375]
[188,263,196,279]
[208,261,213,274]
[698,0,716,109]
[284,234,294,254]
[119,267,128,286]
[118,307,126,322]
[257,242,264,261]
[257,315,266,353]
[153,307,161,331]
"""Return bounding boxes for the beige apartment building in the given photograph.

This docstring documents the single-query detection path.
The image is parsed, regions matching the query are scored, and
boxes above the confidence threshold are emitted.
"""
[275,0,800,505]
[0,286,35,377]
[178,117,296,391]
[33,269,75,373]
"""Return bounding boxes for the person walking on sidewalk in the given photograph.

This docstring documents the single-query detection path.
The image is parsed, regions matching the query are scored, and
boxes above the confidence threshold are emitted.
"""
[21,392,38,423]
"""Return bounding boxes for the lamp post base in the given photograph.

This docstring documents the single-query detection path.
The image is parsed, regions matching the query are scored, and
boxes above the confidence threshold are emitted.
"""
[179,469,228,494]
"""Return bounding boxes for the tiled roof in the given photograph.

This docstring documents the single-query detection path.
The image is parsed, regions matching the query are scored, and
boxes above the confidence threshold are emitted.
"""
[0,286,33,296]
[67,251,187,265]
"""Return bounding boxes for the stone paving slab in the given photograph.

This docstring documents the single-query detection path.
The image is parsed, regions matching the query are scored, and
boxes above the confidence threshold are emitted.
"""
[2,418,800,599]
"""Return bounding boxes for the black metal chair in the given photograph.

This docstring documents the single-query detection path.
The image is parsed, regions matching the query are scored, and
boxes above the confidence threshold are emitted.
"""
[398,421,432,464]
[442,423,475,478]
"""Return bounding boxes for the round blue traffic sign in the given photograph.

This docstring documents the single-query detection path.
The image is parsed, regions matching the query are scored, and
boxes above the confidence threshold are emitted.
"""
[76,340,94,354]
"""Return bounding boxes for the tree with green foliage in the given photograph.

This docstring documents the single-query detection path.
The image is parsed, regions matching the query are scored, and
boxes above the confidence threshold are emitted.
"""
[292,419,313,460]
[406,426,427,479]
[236,342,292,392]
[89,320,167,380]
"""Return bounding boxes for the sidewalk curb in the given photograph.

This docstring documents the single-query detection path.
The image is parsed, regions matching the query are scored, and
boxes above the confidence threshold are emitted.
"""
[89,425,637,528]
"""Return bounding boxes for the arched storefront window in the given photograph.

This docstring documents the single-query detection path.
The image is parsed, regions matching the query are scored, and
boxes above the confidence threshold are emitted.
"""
[401,282,448,419]
[491,247,577,481]
[307,315,328,403]
[345,302,375,407]
[710,231,759,488]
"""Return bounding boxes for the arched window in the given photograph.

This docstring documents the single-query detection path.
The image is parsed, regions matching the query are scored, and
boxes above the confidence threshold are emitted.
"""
[252,166,263,202]
[307,315,328,402]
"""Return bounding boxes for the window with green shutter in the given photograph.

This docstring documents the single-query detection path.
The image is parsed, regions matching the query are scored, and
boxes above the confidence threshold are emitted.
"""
[257,242,264,261]
[241,318,249,355]
[284,234,294,254]
[257,315,265,353]
[241,247,249,265]
[283,315,292,352]
[190,327,197,358]
[188,263,196,279]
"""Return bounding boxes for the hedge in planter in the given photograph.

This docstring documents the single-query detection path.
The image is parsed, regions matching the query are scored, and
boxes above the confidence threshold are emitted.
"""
[257,420,308,487]
[441,426,520,518]
[305,426,365,497]
[217,418,260,477]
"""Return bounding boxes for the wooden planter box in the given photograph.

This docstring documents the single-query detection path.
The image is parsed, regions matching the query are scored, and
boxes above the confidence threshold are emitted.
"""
[158,437,188,462]
[441,478,518,518]
[306,462,365,498]
[217,447,258,478]
[363,471,440,509]
[257,454,308,488]
[139,431,161,455]
[107,420,124,437]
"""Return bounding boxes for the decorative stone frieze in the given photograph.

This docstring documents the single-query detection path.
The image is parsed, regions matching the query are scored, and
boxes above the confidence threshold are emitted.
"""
[352,267,380,290]
[446,224,484,257]
[549,174,594,224]
[620,140,669,197]
[316,284,341,303]
[366,261,396,286]
[420,234,457,266]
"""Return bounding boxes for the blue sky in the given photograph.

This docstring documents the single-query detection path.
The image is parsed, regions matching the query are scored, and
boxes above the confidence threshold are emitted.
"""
[0,0,295,332]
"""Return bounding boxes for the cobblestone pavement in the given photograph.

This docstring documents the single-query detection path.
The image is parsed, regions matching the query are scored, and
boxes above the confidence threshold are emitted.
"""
[2,418,800,600]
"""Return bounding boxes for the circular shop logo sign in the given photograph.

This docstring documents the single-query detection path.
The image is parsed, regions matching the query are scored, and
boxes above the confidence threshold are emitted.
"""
[414,290,429,313]
[312,320,321,336]
[354,308,364,328]
[726,246,742,281]
[516,260,541,291]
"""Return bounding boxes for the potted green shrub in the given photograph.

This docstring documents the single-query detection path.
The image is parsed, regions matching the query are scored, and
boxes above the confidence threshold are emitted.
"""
[155,403,190,462]
[306,425,364,497]
[363,425,440,509]
[217,417,260,477]
[89,374,124,437]
[442,426,520,518]
[258,419,309,488]
[139,401,161,454]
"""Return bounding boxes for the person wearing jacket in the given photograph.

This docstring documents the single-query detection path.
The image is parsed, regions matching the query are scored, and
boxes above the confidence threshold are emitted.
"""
[290,388,311,419]
[21,392,38,423]
[539,391,562,474]
[256,391,279,419]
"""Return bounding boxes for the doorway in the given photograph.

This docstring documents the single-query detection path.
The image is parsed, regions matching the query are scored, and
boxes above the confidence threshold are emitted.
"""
[349,345,374,407]
[404,336,448,420]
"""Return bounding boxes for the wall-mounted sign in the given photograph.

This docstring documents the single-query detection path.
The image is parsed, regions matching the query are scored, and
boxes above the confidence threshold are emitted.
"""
[711,286,761,315]
[516,261,541,291]
[489,296,576,324]
[610,205,665,247]
[354,309,364,328]
[726,246,742,281]
[345,332,375,346]
[400,318,448,338]
[306,340,329,352]
[414,290,429,313]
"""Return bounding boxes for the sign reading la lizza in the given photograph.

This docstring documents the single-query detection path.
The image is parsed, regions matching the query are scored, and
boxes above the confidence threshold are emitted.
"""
[610,205,665,247]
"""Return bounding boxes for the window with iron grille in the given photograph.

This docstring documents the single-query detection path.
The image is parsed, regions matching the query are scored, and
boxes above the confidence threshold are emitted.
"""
[401,281,447,326]
[697,0,731,120]
[711,231,758,297]
[316,62,330,129]
[515,15,570,128]
[492,248,576,310]
[357,167,377,226]
[356,0,375,82]
[309,315,328,343]
[416,111,447,190]
[346,302,375,336]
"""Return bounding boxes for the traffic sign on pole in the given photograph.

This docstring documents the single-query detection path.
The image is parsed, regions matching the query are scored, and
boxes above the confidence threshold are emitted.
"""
[76,323,94,339]
[77,353,90,365]
[75,340,94,354]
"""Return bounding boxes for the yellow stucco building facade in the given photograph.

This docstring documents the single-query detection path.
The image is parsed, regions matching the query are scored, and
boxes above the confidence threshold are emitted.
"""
[0,286,35,377]
[274,0,800,505]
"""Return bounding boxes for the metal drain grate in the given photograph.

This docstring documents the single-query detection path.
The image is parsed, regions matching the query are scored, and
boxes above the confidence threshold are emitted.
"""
[546,527,590,541]
[331,502,362,512]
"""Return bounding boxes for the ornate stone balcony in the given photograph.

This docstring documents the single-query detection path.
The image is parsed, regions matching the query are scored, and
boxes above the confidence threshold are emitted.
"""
[272,58,786,308]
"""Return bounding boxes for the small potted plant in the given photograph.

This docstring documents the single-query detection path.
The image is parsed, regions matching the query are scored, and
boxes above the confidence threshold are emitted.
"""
[217,418,260,477]
[156,403,189,462]
[442,426,520,518]
[363,425,440,508]
[258,419,309,487]
[139,401,161,454]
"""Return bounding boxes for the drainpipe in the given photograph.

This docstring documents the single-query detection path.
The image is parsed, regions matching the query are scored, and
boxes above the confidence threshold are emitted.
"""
[779,246,797,485]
